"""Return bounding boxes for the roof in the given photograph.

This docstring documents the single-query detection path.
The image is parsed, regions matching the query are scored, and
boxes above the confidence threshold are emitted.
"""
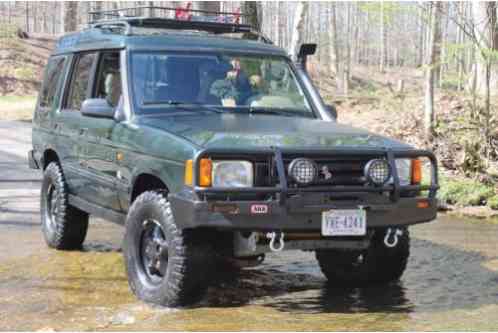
[53,24,286,57]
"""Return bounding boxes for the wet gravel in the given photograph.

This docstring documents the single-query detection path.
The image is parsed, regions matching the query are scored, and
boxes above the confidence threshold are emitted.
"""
[1,120,498,331]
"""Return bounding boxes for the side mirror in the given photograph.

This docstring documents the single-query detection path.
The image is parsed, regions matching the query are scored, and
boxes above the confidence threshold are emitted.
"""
[297,43,317,70]
[81,98,115,119]
[325,104,338,120]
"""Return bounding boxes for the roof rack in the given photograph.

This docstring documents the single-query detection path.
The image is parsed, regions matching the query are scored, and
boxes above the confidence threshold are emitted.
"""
[87,6,271,43]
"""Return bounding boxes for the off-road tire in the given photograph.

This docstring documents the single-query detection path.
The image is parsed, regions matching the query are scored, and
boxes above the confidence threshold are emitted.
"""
[316,228,410,286]
[40,162,89,250]
[124,191,213,307]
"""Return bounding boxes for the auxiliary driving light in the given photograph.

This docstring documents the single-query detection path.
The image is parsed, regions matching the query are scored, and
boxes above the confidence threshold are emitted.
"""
[364,159,391,186]
[288,158,317,185]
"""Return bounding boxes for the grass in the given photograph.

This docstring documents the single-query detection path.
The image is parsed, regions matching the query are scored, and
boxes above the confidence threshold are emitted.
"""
[0,95,36,121]
[438,175,498,208]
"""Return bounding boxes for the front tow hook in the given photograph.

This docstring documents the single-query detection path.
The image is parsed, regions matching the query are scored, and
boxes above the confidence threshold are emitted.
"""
[266,231,285,252]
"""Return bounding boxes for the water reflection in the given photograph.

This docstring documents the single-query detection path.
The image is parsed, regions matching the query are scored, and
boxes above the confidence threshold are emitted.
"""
[2,216,498,330]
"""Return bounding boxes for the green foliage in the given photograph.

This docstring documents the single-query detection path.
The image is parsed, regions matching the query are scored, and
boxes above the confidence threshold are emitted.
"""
[0,24,17,39]
[13,67,36,81]
[358,2,405,26]
[487,195,498,210]
[438,176,495,206]
[480,48,498,62]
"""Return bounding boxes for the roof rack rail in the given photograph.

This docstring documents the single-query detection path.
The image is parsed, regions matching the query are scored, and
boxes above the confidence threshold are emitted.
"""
[87,6,271,43]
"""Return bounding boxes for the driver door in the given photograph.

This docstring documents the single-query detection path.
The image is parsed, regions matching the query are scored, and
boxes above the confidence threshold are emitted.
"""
[79,51,123,211]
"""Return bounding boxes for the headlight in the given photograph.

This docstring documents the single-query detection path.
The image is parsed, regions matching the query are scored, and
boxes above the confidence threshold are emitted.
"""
[364,159,391,186]
[395,158,422,185]
[395,159,412,186]
[212,161,253,187]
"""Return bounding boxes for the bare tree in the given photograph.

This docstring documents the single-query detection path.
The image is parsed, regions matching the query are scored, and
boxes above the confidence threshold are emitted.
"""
[328,2,341,90]
[379,2,387,73]
[243,2,261,32]
[289,2,308,61]
[63,2,78,33]
[424,2,441,141]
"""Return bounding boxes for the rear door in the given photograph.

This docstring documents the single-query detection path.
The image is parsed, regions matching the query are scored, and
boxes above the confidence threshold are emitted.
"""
[56,52,100,202]
[32,55,68,162]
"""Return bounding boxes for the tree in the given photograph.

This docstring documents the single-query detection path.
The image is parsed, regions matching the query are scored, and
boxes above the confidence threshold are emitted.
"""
[63,2,78,33]
[424,2,441,141]
[192,2,219,13]
[379,1,387,73]
[471,1,497,146]
[289,2,308,62]
[328,2,340,79]
[243,2,261,32]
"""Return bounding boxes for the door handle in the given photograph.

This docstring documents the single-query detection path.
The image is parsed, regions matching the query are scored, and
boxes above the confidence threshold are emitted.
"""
[79,128,88,136]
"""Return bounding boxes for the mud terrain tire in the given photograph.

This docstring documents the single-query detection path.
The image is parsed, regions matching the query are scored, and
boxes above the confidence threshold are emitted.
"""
[40,162,89,250]
[316,228,410,286]
[124,191,213,307]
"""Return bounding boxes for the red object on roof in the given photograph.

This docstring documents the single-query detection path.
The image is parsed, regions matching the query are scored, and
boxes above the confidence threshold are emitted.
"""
[175,2,192,21]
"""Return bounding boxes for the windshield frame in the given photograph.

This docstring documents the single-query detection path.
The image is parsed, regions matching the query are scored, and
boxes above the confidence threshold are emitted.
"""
[127,50,320,119]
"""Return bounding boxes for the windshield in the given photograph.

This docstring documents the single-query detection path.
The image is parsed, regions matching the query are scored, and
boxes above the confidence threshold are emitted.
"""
[130,52,314,117]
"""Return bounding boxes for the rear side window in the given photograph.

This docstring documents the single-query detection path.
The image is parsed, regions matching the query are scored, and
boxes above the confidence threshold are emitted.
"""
[66,53,97,111]
[39,57,66,109]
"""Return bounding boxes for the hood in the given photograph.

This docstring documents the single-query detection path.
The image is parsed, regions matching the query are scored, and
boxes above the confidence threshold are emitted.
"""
[137,113,411,150]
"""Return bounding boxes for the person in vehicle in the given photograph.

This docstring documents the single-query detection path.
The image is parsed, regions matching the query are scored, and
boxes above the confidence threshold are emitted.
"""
[225,57,252,105]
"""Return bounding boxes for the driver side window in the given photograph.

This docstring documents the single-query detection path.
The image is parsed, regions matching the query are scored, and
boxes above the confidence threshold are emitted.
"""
[94,52,122,108]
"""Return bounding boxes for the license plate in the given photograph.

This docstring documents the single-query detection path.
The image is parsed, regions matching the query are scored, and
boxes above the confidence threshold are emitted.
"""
[321,209,366,236]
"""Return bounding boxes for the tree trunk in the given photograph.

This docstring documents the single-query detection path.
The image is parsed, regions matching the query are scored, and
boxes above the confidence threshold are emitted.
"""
[328,2,341,91]
[471,1,497,147]
[289,2,308,62]
[25,2,29,33]
[63,2,78,33]
[243,2,261,32]
[424,2,441,142]
[192,2,219,13]
[472,1,497,96]
[417,4,425,67]
[432,3,442,87]
[379,2,387,73]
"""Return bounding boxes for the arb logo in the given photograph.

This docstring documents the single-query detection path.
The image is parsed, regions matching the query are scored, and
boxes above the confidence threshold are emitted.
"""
[250,204,269,214]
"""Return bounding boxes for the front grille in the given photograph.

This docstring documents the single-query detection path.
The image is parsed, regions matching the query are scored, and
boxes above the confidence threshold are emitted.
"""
[268,155,383,188]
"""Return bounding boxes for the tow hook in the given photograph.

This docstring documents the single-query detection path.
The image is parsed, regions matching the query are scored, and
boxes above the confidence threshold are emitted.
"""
[266,231,285,252]
[384,228,403,248]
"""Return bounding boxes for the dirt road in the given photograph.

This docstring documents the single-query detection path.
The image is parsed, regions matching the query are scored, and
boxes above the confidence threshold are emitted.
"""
[1,120,498,331]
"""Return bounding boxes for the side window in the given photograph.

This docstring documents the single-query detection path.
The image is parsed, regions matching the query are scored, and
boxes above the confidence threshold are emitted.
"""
[39,57,66,109]
[94,52,122,108]
[66,53,97,111]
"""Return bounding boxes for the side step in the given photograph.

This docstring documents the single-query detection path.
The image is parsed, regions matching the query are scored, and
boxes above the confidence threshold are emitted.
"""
[68,194,126,225]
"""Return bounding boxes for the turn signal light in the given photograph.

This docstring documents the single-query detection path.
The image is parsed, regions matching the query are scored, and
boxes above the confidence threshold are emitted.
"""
[411,159,422,184]
[199,158,212,187]
[184,159,213,187]
[184,159,193,186]
[417,200,430,209]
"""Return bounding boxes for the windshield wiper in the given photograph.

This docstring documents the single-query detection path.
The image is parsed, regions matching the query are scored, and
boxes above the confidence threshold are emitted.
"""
[144,100,225,113]
[244,107,302,117]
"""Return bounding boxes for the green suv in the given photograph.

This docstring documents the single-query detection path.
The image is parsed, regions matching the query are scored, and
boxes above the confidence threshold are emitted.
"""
[29,9,438,307]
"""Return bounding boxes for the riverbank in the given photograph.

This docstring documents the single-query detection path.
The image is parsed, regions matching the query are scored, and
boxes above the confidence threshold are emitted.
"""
[313,65,498,218]
[0,95,36,120]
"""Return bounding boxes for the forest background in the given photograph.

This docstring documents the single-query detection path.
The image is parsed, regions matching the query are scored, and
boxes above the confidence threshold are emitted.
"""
[1,1,498,217]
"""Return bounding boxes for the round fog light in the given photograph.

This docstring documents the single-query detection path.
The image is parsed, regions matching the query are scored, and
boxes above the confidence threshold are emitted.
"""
[365,159,391,186]
[288,158,317,185]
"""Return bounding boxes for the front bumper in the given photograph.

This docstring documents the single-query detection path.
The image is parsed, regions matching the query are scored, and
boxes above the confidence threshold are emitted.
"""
[169,189,437,231]
[169,147,439,231]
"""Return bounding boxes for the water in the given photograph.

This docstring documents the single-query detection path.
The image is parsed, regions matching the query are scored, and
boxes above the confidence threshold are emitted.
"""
[1,120,497,330]
[1,214,498,331]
